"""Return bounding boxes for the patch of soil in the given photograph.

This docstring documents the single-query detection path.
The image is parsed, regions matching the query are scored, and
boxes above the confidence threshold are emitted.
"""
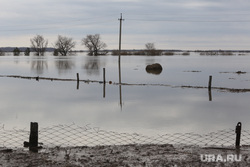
[1,144,250,167]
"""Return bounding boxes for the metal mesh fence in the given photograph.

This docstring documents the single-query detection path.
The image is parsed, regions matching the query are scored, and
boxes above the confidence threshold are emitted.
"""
[0,125,29,148]
[1,123,250,148]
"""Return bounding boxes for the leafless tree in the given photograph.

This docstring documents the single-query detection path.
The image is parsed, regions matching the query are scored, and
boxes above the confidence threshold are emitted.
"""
[30,35,48,56]
[145,43,162,55]
[54,35,76,56]
[145,43,155,51]
[82,34,107,56]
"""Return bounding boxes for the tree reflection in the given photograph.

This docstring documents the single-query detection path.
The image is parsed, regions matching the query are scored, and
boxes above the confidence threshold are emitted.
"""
[55,58,75,74]
[82,56,100,76]
[145,58,155,65]
[31,57,48,75]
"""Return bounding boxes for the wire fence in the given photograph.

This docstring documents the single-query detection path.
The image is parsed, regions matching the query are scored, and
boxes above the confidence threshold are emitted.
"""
[1,123,250,149]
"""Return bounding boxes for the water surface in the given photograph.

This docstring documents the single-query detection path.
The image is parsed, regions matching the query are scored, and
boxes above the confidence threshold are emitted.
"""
[1,52,250,135]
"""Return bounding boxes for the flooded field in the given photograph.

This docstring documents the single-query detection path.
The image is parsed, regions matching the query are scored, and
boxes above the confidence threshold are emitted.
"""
[0,52,250,136]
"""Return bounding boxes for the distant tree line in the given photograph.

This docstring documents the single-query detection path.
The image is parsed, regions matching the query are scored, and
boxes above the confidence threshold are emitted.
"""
[0,49,5,56]
[1,36,165,57]
[111,43,163,56]
[0,34,108,56]
[1,36,186,57]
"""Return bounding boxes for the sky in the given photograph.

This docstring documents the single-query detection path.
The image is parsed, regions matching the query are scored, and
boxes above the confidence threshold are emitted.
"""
[0,0,250,50]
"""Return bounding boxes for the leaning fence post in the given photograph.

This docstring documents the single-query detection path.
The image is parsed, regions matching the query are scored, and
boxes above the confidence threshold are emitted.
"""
[29,122,38,152]
[235,122,242,149]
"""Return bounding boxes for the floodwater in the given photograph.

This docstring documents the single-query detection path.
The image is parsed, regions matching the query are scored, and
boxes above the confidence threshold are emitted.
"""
[1,52,250,136]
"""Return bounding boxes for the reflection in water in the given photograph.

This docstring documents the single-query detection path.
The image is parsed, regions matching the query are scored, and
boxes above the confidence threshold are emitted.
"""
[55,58,75,74]
[2,53,250,135]
[118,56,122,109]
[83,56,100,76]
[31,57,48,75]
[14,56,20,64]
[145,58,155,65]
[208,89,212,101]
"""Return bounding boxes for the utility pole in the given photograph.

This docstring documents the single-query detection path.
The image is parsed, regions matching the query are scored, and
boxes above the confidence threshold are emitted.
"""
[118,13,124,109]
[118,13,124,57]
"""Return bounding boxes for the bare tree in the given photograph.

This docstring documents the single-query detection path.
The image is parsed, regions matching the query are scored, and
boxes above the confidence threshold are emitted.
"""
[82,34,107,56]
[145,43,162,55]
[145,43,155,51]
[30,35,48,56]
[54,35,76,56]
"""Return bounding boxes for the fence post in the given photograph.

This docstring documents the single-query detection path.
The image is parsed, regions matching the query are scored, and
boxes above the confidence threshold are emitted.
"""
[29,122,38,152]
[76,73,79,89]
[103,68,106,84]
[103,68,106,98]
[208,75,212,90]
[235,122,242,149]
[208,89,212,101]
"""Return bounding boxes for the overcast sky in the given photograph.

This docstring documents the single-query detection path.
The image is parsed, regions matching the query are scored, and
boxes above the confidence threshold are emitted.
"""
[0,0,250,50]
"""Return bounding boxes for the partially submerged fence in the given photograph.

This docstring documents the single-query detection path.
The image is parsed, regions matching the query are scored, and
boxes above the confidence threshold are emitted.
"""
[0,122,249,152]
[1,73,250,93]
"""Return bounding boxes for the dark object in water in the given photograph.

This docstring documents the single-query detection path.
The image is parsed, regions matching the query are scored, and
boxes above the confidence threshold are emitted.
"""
[146,63,163,75]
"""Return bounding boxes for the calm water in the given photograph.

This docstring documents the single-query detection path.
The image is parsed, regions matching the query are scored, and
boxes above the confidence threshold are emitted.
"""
[1,52,250,135]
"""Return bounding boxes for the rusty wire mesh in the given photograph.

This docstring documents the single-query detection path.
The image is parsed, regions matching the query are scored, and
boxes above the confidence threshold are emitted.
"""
[1,123,250,148]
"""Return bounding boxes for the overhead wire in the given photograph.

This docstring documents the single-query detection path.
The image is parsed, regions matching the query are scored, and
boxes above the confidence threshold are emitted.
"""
[1,13,250,32]
[126,18,250,22]
[125,12,250,23]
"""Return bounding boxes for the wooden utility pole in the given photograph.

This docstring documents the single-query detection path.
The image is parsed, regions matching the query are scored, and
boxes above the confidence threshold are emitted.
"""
[118,13,124,109]
[118,13,124,57]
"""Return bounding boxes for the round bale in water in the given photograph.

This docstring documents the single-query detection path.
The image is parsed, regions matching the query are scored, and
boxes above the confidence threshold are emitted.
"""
[146,63,163,75]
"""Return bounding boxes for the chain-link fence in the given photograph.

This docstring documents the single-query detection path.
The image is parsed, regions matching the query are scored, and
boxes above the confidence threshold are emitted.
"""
[1,123,250,149]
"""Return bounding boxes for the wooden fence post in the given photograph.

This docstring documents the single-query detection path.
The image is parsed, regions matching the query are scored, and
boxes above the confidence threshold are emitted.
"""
[235,122,242,149]
[208,75,212,90]
[29,122,38,152]
[103,68,106,98]
[207,76,212,101]
[77,73,79,89]
[103,68,106,84]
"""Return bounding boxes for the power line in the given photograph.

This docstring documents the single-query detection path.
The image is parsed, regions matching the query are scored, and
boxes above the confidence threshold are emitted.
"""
[126,18,250,23]
[0,19,115,32]
[0,14,117,32]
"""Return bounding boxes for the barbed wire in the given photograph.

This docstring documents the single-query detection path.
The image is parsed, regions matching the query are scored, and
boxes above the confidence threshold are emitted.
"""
[1,123,250,149]
[1,74,250,93]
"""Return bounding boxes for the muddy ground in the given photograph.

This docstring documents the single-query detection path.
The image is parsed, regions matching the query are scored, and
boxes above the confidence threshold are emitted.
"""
[0,144,249,167]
